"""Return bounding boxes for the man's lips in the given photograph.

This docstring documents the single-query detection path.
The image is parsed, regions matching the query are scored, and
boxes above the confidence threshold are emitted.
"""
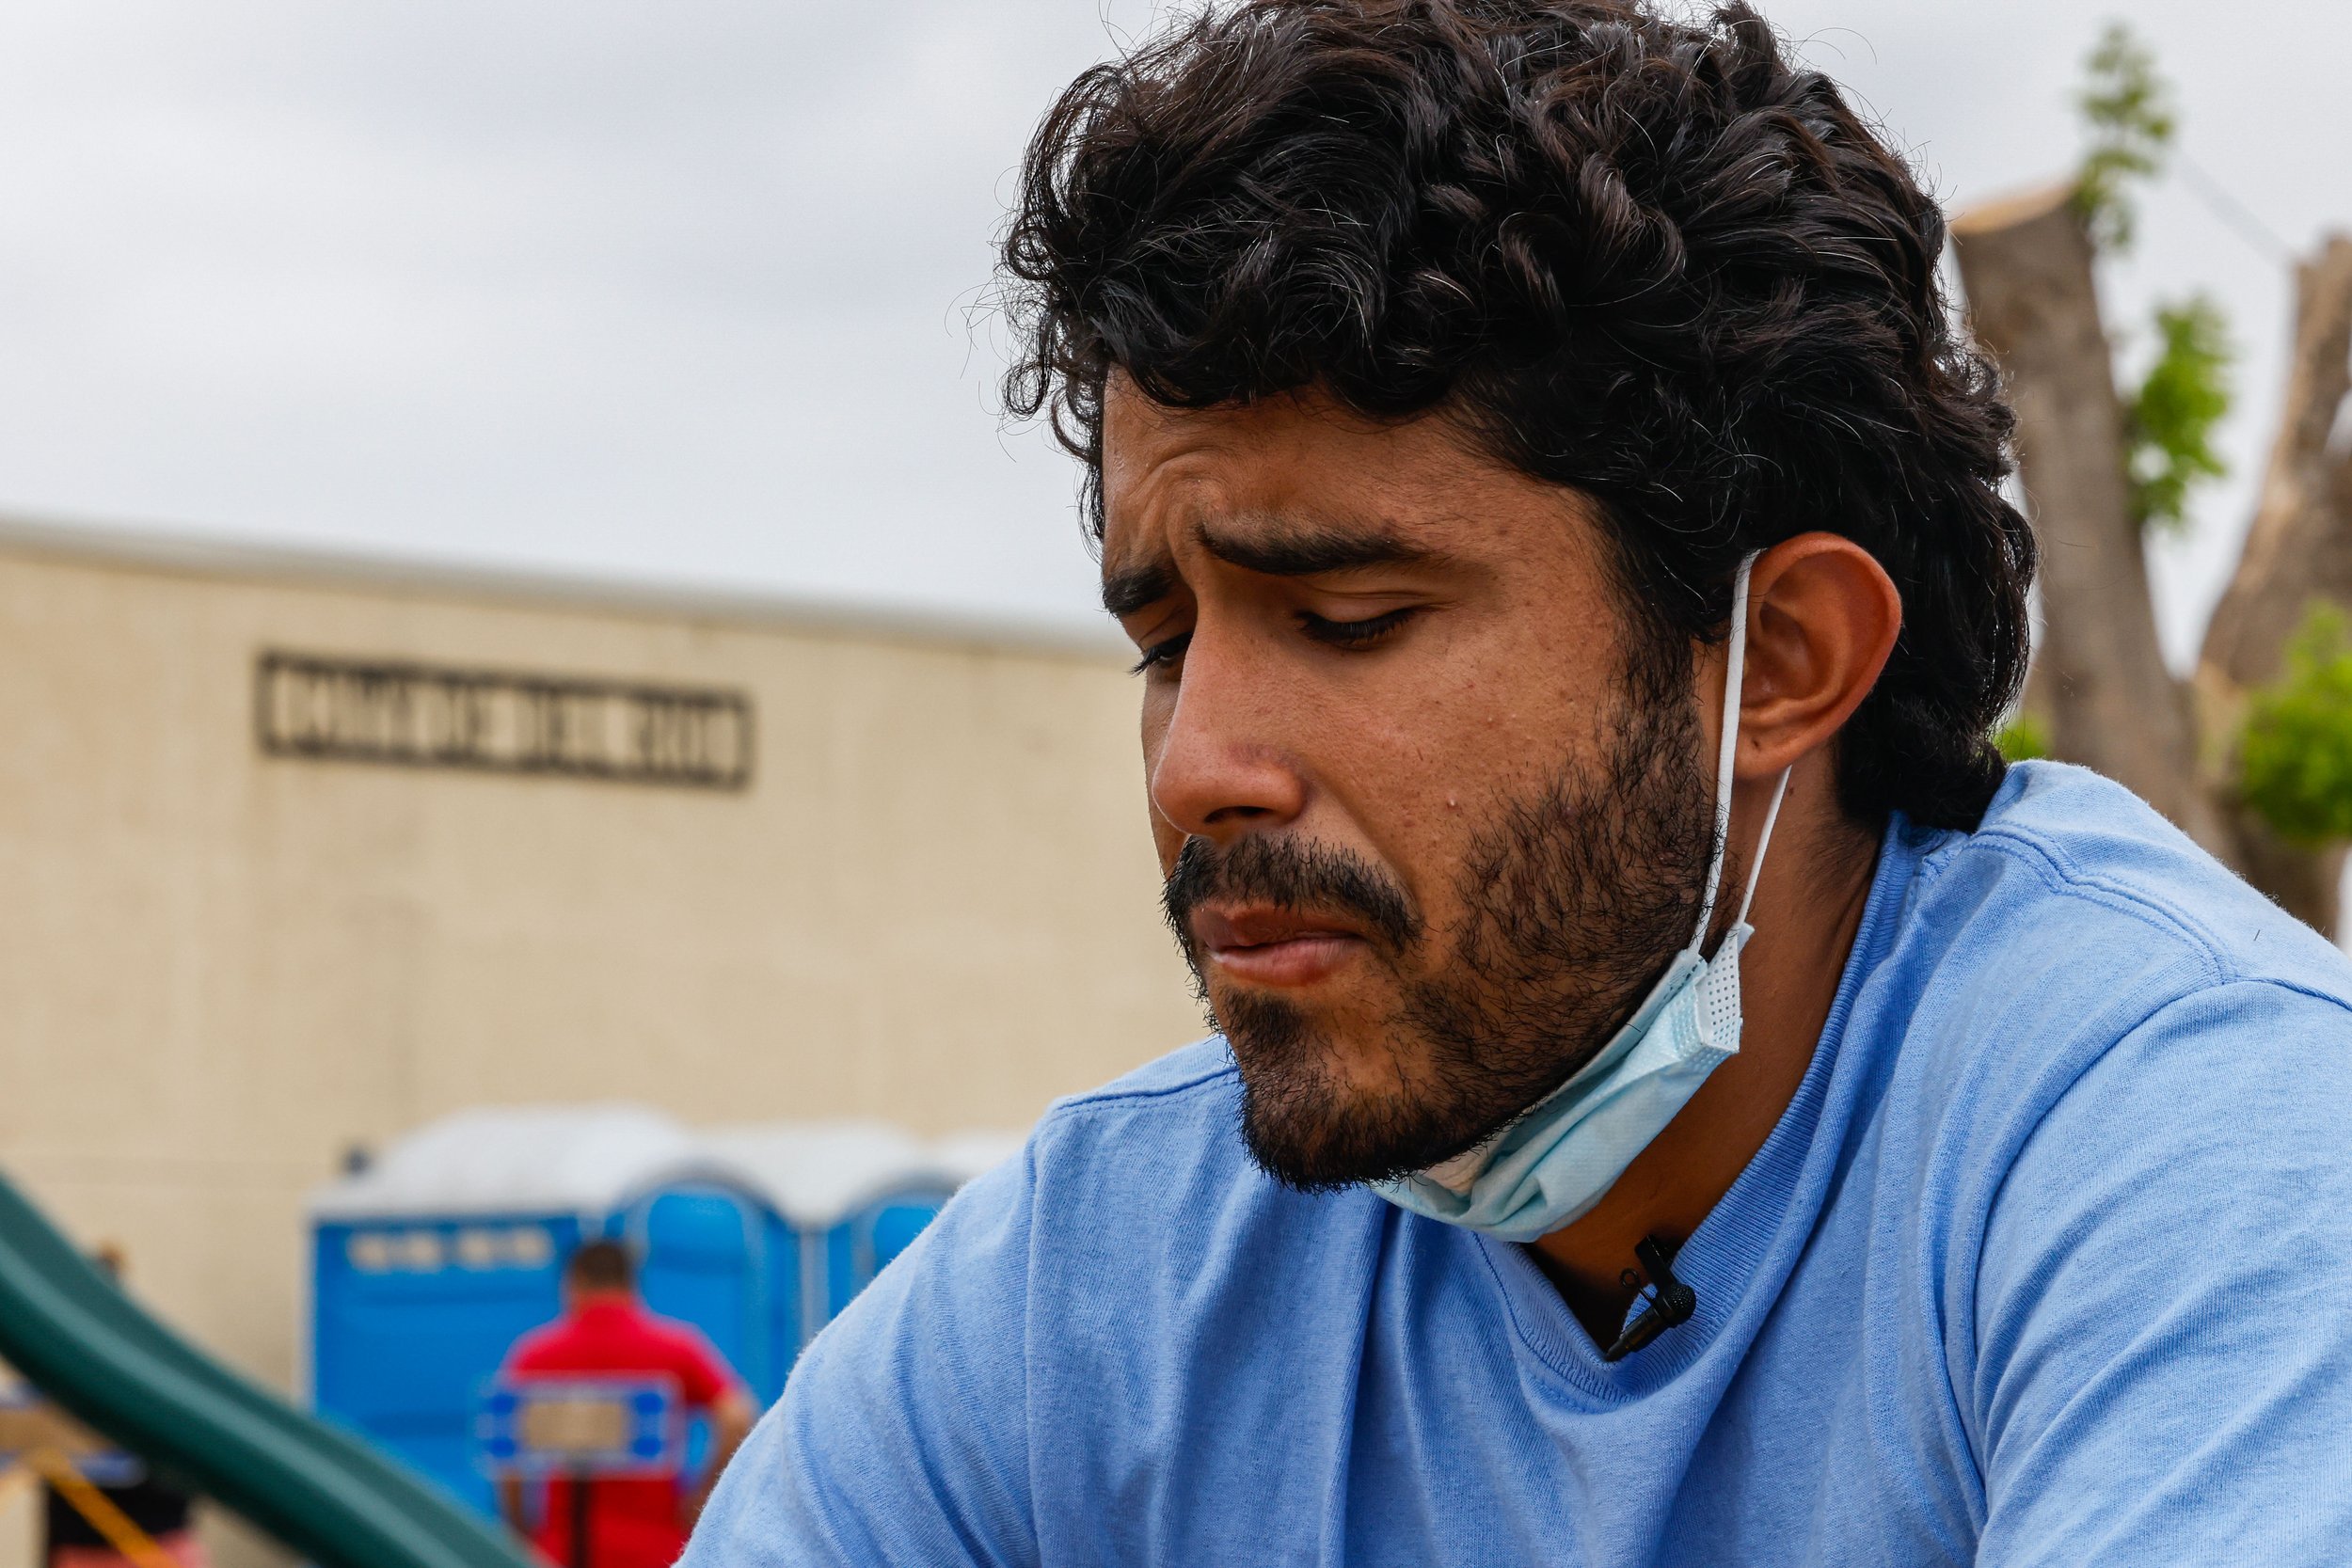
[1190,905,1368,987]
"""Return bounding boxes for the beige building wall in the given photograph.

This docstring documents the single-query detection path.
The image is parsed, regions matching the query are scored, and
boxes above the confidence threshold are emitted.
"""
[0,519,1201,1412]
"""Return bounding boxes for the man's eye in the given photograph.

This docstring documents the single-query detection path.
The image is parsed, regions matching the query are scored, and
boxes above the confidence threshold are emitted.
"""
[1299,607,1421,648]
[1129,632,1192,675]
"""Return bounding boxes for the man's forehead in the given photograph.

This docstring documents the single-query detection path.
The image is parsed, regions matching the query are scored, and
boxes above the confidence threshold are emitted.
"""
[1098,372,1458,523]
[1096,375,1596,614]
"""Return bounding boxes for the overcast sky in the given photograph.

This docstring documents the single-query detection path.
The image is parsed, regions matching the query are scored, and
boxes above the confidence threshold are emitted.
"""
[0,1,2345,662]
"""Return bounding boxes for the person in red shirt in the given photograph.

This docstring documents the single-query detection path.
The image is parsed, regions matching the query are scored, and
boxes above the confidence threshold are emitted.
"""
[498,1239,755,1568]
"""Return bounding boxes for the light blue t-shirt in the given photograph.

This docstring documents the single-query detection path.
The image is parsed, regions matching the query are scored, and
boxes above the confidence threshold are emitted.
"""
[685,763,2352,1565]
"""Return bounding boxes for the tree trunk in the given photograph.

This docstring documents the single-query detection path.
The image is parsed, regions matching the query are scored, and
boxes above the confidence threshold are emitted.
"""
[1950,182,2239,863]
[2201,236,2352,684]
[1953,183,2352,938]
[2195,235,2352,934]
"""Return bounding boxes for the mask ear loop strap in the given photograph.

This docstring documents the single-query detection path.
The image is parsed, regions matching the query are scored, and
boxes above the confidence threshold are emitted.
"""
[1733,768,1792,927]
[1690,554,1758,948]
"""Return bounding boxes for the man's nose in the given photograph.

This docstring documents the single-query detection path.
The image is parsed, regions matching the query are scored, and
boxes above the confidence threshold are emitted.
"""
[1146,626,1308,840]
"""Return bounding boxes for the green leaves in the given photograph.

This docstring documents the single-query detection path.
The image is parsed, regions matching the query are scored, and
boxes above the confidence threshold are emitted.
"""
[2074,22,2175,255]
[1995,712,2053,764]
[2238,607,2352,845]
[2070,27,2233,534]
[2124,293,2232,532]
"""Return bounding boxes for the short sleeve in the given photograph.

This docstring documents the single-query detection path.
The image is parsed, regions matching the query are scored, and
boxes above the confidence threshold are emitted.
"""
[666,1324,739,1408]
[679,1147,1039,1568]
[1972,980,2352,1563]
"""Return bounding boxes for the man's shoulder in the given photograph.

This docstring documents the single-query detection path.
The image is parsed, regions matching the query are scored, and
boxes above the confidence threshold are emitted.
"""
[1024,1037,1260,1200]
[801,1036,1366,1397]
[1870,762,2352,1218]
[631,1307,723,1356]
[509,1305,723,1377]
[1043,1036,1240,1121]
[931,1037,1369,1294]
[1911,760,2352,1005]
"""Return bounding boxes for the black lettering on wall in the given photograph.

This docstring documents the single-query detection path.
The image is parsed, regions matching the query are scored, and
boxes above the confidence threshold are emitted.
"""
[254,652,754,790]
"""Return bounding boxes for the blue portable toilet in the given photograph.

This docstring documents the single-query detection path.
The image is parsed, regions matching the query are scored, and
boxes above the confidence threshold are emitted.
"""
[816,1130,1025,1320]
[612,1179,784,1408]
[704,1123,1025,1360]
[307,1106,733,1511]
[310,1106,1027,1510]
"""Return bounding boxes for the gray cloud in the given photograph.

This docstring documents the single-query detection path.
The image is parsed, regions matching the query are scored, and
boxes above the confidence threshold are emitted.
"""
[0,0,2343,652]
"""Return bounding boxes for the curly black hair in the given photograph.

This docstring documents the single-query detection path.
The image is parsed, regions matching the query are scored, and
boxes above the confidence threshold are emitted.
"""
[999,0,2035,830]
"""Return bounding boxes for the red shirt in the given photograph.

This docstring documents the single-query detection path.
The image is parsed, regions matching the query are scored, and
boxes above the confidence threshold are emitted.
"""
[504,1299,741,1568]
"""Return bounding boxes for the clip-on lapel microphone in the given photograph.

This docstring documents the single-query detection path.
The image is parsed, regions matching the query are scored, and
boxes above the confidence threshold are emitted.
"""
[1601,1235,1698,1363]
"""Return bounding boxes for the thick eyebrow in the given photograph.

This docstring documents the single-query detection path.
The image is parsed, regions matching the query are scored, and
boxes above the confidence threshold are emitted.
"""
[1101,558,1178,619]
[1194,516,1444,578]
[1099,516,1446,620]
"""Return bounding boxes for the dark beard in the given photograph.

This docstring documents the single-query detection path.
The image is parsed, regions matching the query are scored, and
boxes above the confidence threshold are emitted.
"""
[1161,651,1713,1192]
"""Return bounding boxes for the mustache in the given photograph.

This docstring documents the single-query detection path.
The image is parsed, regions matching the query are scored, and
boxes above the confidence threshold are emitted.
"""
[1161,834,1422,958]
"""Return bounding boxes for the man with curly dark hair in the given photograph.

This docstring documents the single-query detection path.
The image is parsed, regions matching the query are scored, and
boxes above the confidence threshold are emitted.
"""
[685,3,2352,1563]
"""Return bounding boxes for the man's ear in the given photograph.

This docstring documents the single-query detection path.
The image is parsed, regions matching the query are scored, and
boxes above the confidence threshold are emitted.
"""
[1736,533,1901,779]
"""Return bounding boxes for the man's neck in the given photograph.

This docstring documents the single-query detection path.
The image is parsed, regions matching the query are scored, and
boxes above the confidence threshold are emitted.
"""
[1527,762,1883,1349]
[567,1288,633,1316]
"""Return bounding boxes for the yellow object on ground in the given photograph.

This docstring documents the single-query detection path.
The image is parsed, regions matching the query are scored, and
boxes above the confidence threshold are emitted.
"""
[20,1453,175,1568]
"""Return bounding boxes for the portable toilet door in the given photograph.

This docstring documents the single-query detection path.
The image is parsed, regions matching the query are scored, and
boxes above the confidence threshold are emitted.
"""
[820,1183,958,1323]
[691,1120,1021,1371]
[310,1212,579,1513]
[752,1207,801,1406]
[820,1129,1025,1319]
[615,1183,773,1403]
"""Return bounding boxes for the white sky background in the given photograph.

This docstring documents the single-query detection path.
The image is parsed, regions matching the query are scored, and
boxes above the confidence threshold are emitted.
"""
[0,0,2344,659]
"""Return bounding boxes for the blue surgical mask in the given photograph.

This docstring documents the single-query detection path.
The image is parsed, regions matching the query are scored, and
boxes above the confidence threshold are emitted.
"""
[1372,553,1791,1243]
